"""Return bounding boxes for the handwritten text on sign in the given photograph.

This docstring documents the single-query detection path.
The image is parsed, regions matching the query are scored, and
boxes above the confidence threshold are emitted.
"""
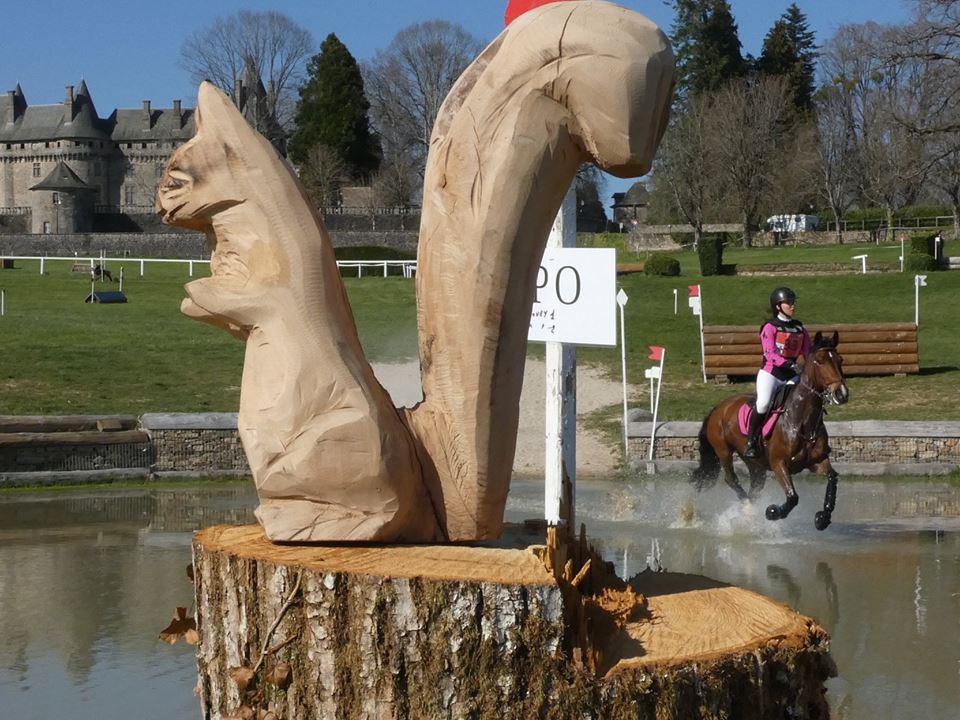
[528,248,616,346]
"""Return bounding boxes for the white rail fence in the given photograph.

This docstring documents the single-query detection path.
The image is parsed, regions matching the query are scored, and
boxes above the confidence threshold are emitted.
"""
[0,255,417,279]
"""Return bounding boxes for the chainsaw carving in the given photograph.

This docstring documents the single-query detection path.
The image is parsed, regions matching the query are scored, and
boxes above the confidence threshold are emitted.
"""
[157,0,673,542]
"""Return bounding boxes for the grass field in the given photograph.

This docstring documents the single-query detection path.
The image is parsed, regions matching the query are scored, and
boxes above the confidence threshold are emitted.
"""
[0,249,957,420]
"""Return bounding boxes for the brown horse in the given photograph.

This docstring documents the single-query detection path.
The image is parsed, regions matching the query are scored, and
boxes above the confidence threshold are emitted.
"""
[691,331,849,530]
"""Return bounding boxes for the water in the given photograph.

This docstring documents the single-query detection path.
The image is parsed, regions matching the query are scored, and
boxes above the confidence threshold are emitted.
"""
[0,477,958,719]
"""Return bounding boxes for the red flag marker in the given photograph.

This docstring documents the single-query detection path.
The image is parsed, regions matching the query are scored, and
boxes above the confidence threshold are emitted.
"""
[688,284,700,297]
[505,0,573,26]
[648,345,664,362]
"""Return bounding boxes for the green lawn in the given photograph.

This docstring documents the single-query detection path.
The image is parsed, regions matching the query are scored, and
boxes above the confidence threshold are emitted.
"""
[0,249,957,420]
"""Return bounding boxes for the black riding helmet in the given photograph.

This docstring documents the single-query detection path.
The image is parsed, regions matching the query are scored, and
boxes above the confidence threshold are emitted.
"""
[770,286,797,312]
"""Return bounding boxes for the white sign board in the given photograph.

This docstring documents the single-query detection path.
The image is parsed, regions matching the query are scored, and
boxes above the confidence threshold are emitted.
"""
[528,247,616,346]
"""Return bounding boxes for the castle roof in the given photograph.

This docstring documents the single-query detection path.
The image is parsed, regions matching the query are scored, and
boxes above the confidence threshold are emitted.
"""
[108,106,195,143]
[29,160,95,192]
[612,182,649,207]
[1,80,194,144]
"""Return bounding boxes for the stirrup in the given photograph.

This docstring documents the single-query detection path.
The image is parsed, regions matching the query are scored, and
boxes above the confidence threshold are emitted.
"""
[743,439,761,458]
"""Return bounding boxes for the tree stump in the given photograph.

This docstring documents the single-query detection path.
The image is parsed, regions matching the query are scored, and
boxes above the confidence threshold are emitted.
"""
[192,525,835,720]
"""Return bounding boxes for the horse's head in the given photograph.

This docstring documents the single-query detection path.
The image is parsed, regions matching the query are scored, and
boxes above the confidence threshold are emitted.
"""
[804,331,849,405]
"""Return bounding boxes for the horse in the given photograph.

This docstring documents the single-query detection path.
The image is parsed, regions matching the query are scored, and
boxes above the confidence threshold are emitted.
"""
[691,331,849,530]
[90,265,116,282]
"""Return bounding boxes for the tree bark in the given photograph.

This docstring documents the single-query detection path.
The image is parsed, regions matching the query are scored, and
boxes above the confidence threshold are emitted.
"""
[192,525,836,720]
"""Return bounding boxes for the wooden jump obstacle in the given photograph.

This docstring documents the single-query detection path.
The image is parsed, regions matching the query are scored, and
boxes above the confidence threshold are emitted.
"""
[704,323,919,380]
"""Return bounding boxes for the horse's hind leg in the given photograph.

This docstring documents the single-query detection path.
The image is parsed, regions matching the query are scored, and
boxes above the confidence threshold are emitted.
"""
[718,449,750,501]
[747,463,766,500]
[812,459,839,531]
[766,463,799,521]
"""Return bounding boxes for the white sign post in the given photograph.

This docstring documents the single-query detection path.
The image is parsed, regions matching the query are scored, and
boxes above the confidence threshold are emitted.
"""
[617,289,629,460]
[531,189,617,529]
[646,347,665,461]
[900,237,905,273]
[688,285,706,382]
[542,188,576,530]
[853,254,868,274]
[915,274,927,326]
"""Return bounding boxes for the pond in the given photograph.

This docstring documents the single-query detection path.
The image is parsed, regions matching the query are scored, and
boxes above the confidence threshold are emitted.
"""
[0,475,957,719]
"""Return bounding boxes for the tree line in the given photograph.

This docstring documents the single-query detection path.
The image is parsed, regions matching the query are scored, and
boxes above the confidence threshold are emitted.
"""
[178,2,960,241]
[180,10,487,211]
[651,0,960,247]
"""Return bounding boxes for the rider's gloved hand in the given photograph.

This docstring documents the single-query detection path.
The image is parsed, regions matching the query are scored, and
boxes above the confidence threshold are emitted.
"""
[789,360,801,375]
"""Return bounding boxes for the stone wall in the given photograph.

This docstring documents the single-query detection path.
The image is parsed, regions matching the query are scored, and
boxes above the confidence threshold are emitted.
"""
[629,420,960,473]
[2,415,957,477]
[141,413,248,473]
[0,439,153,473]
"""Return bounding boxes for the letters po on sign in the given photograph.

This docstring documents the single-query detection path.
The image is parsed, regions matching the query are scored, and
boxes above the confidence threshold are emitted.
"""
[528,248,616,346]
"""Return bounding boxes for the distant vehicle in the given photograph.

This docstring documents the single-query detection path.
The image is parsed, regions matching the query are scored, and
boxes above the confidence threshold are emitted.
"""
[766,214,819,233]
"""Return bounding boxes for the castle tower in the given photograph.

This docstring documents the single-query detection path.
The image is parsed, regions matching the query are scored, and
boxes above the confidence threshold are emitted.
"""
[29,160,95,233]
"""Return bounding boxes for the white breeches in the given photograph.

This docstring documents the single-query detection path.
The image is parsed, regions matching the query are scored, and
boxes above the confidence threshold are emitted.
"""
[755,369,783,414]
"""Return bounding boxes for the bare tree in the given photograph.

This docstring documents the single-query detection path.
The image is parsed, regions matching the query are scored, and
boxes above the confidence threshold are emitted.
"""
[710,75,793,246]
[927,133,960,237]
[809,85,858,243]
[363,21,484,178]
[819,22,927,233]
[651,94,721,249]
[372,149,419,208]
[180,10,314,131]
[300,144,349,207]
[882,0,960,136]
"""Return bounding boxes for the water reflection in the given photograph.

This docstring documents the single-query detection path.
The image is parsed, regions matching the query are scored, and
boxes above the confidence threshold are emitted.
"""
[0,484,255,720]
[505,475,960,720]
[0,477,958,720]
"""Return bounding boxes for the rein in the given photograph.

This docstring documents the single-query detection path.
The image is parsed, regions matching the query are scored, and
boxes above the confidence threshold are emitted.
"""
[784,373,827,445]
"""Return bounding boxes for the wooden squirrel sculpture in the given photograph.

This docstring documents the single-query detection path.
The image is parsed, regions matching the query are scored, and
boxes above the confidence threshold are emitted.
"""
[157,0,673,542]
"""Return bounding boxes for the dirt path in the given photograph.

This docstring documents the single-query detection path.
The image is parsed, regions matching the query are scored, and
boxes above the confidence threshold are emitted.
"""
[372,357,632,478]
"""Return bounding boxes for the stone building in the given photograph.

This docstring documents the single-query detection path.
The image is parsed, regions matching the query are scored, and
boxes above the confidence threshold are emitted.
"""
[0,80,195,233]
[610,181,649,230]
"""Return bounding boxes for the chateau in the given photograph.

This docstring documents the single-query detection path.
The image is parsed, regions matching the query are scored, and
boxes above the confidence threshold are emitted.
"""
[0,80,195,234]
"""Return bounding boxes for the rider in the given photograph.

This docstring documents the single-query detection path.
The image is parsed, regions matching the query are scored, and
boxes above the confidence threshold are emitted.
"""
[743,286,811,458]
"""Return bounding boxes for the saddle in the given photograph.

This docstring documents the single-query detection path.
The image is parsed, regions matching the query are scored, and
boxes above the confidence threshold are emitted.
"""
[738,382,794,439]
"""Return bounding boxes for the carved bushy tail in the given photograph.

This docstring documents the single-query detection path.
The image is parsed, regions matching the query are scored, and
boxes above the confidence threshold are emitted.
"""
[690,412,720,490]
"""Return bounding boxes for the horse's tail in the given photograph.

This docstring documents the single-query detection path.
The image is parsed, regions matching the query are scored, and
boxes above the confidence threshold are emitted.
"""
[690,411,720,491]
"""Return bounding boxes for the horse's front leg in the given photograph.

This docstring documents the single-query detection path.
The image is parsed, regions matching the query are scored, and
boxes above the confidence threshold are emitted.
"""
[811,459,839,531]
[765,462,799,521]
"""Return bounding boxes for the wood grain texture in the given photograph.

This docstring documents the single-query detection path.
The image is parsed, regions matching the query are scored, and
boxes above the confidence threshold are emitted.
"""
[192,526,836,720]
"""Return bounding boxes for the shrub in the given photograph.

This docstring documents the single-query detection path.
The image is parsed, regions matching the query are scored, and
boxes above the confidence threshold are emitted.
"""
[644,252,681,276]
[905,252,937,272]
[909,231,937,257]
[698,235,724,276]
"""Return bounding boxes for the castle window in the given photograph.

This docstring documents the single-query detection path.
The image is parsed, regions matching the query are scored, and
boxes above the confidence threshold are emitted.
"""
[142,142,147,149]
[52,192,61,205]
[124,186,135,205]
[155,164,164,178]
[32,163,41,177]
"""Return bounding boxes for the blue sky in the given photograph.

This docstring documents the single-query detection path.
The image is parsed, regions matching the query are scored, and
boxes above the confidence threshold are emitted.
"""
[1,0,913,201]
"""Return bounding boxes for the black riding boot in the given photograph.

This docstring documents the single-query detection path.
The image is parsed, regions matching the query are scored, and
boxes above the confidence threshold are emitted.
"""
[743,408,766,458]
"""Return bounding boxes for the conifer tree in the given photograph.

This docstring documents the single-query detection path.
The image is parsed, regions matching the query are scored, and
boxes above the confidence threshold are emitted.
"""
[759,4,817,115]
[671,0,745,100]
[288,33,381,179]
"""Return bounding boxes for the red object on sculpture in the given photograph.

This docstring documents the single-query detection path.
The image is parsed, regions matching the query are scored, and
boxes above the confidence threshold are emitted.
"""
[505,0,573,26]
